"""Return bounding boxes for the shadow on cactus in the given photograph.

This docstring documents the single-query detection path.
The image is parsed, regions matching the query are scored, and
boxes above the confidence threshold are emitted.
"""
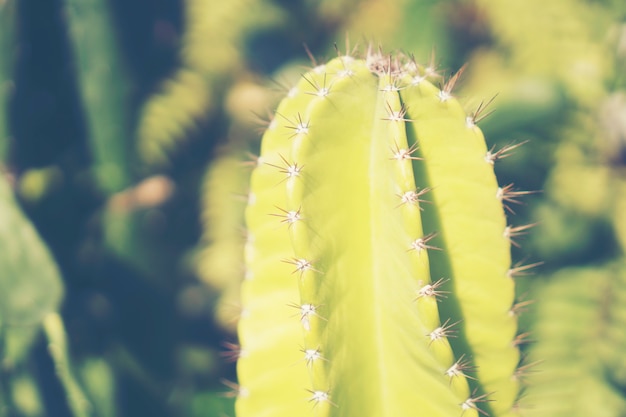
[235,48,532,417]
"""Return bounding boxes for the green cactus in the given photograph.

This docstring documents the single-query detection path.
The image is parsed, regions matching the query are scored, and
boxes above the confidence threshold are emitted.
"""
[195,147,250,333]
[236,50,525,417]
[136,0,283,167]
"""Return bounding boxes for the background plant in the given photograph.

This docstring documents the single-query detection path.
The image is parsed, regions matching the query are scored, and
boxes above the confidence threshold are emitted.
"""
[0,0,625,416]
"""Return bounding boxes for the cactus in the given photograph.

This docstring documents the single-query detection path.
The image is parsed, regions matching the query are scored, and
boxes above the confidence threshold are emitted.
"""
[136,0,282,167]
[236,50,525,417]
[195,147,250,333]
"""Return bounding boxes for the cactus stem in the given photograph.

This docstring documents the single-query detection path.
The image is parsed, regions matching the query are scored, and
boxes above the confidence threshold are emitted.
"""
[238,51,520,416]
[485,140,529,164]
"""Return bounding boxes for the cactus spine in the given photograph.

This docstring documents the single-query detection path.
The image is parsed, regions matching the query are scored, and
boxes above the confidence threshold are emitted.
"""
[237,50,521,417]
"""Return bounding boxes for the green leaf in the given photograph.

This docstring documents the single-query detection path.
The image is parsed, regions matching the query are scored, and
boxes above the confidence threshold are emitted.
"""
[0,175,64,365]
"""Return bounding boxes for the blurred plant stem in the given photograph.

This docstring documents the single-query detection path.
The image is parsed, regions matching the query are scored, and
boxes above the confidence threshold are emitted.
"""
[43,313,91,417]
[0,0,16,162]
[65,0,133,194]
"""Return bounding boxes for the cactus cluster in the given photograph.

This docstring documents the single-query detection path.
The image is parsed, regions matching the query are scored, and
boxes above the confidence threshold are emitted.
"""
[237,49,529,417]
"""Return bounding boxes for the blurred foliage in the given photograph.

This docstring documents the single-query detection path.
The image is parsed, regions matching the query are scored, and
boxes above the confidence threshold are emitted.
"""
[65,0,133,194]
[136,0,283,168]
[0,0,625,416]
[0,174,64,364]
[0,0,16,161]
[521,264,626,417]
[0,173,64,415]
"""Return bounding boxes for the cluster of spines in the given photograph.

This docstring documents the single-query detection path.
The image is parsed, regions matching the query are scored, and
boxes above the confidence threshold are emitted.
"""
[237,49,536,417]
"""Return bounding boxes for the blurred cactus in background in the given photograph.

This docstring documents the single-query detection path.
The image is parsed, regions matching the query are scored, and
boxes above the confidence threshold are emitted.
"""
[135,0,283,168]
[1,0,626,416]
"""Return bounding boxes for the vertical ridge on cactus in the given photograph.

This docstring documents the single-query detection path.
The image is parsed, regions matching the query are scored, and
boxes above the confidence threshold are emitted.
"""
[237,50,520,417]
